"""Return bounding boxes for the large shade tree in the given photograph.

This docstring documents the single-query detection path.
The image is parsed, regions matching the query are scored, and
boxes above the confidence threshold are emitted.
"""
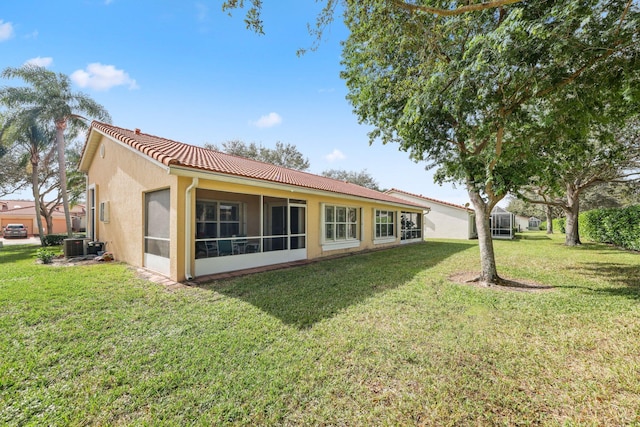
[222,0,640,285]
[205,139,310,171]
[321,169,381,191]
[0,65,111,237]
[340,0,639,283]
[518,115,640,246]
[580,181,640,210]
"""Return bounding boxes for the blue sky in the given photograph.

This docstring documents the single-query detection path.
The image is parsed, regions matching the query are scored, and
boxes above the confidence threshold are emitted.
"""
[1,0,470,205]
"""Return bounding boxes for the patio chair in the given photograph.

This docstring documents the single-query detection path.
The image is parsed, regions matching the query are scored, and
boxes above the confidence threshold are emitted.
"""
[245,242,260,253]
[204,241,218,257]
[217,239,236,256]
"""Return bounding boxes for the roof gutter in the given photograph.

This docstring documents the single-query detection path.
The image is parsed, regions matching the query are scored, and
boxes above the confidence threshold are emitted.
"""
[184,177,198,281]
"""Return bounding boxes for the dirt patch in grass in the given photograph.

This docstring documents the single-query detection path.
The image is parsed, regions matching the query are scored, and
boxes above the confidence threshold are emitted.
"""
[449,271,555,292]
[48,255,103,267]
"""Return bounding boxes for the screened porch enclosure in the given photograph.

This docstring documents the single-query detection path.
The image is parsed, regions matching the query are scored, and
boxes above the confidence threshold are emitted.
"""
[193,189,307,276]
[400,211,423,241]
[144,189,171,276]
[490,210,515,239]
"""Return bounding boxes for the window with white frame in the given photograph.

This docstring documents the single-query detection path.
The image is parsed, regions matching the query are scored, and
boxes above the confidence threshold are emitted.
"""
[375,209,395,239]
[324,205,359,242]
[196,200,242,238]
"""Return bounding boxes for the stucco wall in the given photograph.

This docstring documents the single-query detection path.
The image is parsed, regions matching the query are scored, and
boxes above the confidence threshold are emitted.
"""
[387,191,474,240]
[515,216,529,232]
[86,134,176,275]
[426,203,474,239]
[86,133,422,282]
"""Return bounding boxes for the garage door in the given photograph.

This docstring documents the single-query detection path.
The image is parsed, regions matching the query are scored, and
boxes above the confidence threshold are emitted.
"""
[1,218,34,236]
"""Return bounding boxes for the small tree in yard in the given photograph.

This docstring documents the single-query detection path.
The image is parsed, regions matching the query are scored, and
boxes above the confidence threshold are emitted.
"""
[506,196,558,233]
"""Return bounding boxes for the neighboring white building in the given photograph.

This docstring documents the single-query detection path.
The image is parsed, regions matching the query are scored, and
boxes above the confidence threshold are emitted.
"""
[515,215,530,232]
[528,217,542,230]
[386,189,477,240]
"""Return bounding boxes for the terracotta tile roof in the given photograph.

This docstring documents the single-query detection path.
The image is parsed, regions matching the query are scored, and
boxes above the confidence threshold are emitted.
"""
[87,122,424,208]
[386,188,473,212]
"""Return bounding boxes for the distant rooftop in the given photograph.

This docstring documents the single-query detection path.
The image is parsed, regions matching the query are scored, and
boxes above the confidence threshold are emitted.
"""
[386,188,473,212]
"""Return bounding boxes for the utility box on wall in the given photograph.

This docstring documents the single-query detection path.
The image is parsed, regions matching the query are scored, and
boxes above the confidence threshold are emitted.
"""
[99,201,110,223]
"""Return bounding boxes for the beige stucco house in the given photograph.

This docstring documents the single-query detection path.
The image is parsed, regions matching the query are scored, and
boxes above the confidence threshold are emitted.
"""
[79,122,425,282]
[385,188,478,240]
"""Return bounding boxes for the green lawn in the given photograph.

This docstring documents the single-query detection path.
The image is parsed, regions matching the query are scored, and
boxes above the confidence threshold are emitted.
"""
[1,233,639,425]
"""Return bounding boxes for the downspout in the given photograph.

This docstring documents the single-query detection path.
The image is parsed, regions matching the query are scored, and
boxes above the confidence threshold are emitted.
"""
[185,177,198,281]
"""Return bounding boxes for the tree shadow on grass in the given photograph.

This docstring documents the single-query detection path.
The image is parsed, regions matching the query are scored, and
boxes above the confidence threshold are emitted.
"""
[0,245,38,263]
[568,262,640,300]
[202,241,474,329]
[514,234,553,241]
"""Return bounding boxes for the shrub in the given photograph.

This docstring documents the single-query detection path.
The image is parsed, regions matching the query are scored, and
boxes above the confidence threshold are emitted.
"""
[583,205,640,251]
[41,234,67,246]
[578,211,591,241]
[35,248,56,264]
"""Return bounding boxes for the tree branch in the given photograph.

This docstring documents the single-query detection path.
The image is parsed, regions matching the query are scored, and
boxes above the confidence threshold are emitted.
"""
[615,0,634,37]
[391,0,522,17]
[488,125,504,172]
[519,192,566,209]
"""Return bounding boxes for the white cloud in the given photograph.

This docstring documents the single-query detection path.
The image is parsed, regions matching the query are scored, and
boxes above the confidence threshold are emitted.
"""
[325,149,346,162]
[24,56,53,67]
[251,112,282,128]
[0,20,15,41]
[195,2,208,21]
[71,63,139,91]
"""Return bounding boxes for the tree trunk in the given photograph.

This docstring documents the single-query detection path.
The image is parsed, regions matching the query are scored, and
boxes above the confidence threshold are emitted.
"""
[29,150,45,245]
[564,186,581,246]
[42,207,54,236]
[468,189,500,284]
[56,121,73,237]
[545,204,553,234]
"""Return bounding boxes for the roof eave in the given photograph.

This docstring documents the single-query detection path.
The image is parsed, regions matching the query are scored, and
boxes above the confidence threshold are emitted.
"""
[79,127,103,172]
[169,165,425,210]
[80,125,171,174]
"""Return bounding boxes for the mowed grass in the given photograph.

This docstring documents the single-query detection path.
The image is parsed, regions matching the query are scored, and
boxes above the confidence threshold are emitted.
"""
[1,233,639,425]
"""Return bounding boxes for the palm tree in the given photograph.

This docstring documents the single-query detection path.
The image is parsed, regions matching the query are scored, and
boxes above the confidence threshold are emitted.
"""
[0,108,53,243]
[0,65,111,237]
